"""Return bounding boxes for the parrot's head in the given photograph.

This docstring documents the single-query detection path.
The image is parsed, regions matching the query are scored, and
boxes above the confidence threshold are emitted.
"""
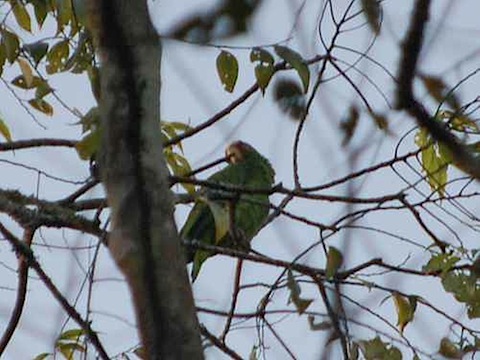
[225,141,276,184]
[225,141,254,164]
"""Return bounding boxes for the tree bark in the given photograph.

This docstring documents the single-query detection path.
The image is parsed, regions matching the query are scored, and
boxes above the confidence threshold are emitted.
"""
[86,1,204,358]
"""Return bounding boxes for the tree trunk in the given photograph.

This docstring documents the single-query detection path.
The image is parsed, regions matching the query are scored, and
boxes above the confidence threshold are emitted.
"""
[86,1,204,358]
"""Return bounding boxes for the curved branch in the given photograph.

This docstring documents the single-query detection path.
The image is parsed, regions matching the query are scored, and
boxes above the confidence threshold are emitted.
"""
[0,228,34,355]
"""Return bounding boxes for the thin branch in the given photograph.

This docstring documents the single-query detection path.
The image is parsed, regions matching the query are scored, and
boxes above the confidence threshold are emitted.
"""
[199,325,243,360]
[0,138,77,151]
[0,223,110,360]
[220,258,243,343]
[0,227,34,355]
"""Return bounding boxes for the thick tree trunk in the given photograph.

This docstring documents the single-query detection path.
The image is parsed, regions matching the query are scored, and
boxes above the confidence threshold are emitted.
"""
[86,1,204,359]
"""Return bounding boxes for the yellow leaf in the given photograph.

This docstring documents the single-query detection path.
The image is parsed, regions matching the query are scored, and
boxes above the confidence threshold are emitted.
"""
[17,58,34,87]
[392,293,416,334]
[11,1,32,32]
[0,118,12,142]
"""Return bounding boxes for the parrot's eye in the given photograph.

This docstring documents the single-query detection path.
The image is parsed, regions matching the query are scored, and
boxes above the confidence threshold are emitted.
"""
[225,142,244,164]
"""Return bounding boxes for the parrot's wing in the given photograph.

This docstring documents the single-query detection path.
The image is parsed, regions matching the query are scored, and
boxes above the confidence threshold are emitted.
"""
[180,200,215,263]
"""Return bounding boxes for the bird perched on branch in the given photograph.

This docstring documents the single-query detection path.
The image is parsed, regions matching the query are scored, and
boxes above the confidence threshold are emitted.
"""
[180,141,275,280]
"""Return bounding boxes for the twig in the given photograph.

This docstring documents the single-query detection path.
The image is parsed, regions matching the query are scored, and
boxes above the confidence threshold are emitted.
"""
[199,325,242,360]
[220,258,243,343]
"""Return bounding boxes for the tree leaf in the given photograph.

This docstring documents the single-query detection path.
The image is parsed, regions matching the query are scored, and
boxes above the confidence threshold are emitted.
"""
[287,269,313,314]
[361,0,381,34]
[75,128,101,160]
[326,246,343,279]
[32,0,48,28]
[250,48,275,94]
[250,47,274,65]
[359,336,402,360]
[11,1,32,32]
[57,328,85,342]
[421,75,461,110]
[28,98,53,115]
[46,40,69,74]
[423,253,460,275]
[1,29,20,63]
[216,50,238,93]
[439,338,463,359]
[274,45,309,93]
[17,58,34,87]
[392,293,416,334]
[24,41,49,66]
[274,79,306,120]
[0,117,12,142]
[415,128,449,197]
[254,65,274,94]
[33,353,51,360]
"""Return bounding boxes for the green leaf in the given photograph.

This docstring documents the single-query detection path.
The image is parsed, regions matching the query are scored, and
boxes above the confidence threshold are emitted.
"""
[250,48,275,93]
[438,110,479,133]
[287,269,313,314]
[0,117,13,142]
[57,342,85,359]
[28,98,53,115]
[361,0,381,34]
[11,1,32,32]
[359,336,402,360]
[0,43,6,75]
[422,253,460,275]
[441,272,480,318]
[75,128,101,160]
[216,50,238,93]
[33,353,51,360]
[35,81,53,99]
[55,0,74,33]
[274,45,309,93]
[133,346,146,359]
[24,41,49,66]
[326,246,343,279]
[164,150,195,194]
[1,29,20,63]
[46,40,69,74]
[192,249,211,281]
[273,79,306,120]
[392,293,417,334]
[87,66,101,102]
[57,328,85,342]
[439,338,463,359]
[415,128,449,197]
[250,47,274,64]
[77,106,99,132]
[254,64,274,94]
[32,0,49,28]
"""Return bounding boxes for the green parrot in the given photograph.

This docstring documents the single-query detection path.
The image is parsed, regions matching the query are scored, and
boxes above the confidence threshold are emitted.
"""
[181,141,275,280]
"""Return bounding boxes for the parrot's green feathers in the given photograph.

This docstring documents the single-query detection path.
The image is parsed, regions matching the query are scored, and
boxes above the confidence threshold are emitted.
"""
[180,141,275,280]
